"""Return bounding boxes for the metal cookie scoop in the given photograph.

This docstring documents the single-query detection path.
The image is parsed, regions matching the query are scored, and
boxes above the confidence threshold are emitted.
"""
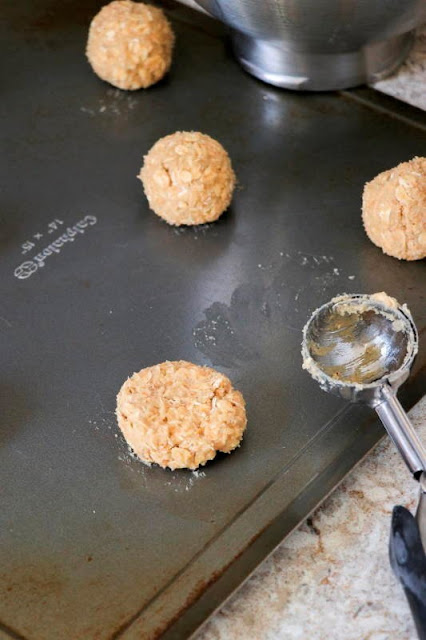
[302,294,426,526]
[302,293,426,636]
[302,293,424,475]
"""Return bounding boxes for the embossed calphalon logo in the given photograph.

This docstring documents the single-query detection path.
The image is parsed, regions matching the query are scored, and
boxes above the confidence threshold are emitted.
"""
[14,260,38,280]
[13,215,97,281]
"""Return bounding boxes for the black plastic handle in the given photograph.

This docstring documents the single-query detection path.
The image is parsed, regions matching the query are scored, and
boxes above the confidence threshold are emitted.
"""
[389,506,426,640]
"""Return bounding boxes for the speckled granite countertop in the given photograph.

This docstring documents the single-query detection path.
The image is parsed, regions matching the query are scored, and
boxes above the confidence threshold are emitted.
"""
[373,25,426,110]
[195,398,425,640]
[192,29,426,640]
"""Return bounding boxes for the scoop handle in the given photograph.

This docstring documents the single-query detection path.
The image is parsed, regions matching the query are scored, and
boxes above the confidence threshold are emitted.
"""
[416,474,426,554]
[375,384,426,479]
[389,505,426,640]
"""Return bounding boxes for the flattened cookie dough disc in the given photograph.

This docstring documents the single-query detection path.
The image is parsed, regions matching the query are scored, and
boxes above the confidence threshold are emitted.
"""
[116,360,247,470]
[86,0,174,90]
[362,156,426,261]
[139,131,236,226]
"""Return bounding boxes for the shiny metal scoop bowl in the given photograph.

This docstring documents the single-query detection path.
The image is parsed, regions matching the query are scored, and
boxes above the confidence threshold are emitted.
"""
[302,293,426,545]
[302,294,417,403]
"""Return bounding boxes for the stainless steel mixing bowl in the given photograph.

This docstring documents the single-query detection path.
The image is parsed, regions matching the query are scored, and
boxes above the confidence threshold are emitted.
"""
[192,0,426,90]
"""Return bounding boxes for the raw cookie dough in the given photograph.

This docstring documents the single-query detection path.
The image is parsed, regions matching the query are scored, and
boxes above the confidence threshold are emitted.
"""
[370,291,398,309]
[362,156,426,260]
[116,360,247,470]
[139,131,236,225]
[86,0,174,90]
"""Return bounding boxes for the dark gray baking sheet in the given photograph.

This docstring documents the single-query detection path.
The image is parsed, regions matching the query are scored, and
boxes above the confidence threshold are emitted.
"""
[1,2,426,639]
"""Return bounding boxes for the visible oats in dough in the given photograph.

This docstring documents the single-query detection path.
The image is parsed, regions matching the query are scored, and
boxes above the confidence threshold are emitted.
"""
[86,0,174,90]
[116,360,247,470]
[139,131,236,225]
[362,156,426,260]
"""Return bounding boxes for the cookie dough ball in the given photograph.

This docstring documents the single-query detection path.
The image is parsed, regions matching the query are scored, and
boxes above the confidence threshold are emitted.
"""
[139,131,236,225]
[116,361,247,470]
[362,156,426,261]
[86,0,174,90]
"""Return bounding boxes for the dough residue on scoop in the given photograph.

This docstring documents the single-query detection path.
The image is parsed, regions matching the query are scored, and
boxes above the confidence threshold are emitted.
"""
[370,291,399,309]
[116,360,247,470]
[302,292,416,387]
[332,291,400,320]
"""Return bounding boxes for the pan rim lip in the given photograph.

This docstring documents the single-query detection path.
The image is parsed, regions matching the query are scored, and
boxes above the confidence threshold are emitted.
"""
[301,292,419,390]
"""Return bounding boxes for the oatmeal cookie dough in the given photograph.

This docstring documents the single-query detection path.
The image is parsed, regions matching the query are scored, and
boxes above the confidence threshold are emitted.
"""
[116,360,247,470]
[139,131,236,225]
[362,156,426,260]
[86,0,174,90]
